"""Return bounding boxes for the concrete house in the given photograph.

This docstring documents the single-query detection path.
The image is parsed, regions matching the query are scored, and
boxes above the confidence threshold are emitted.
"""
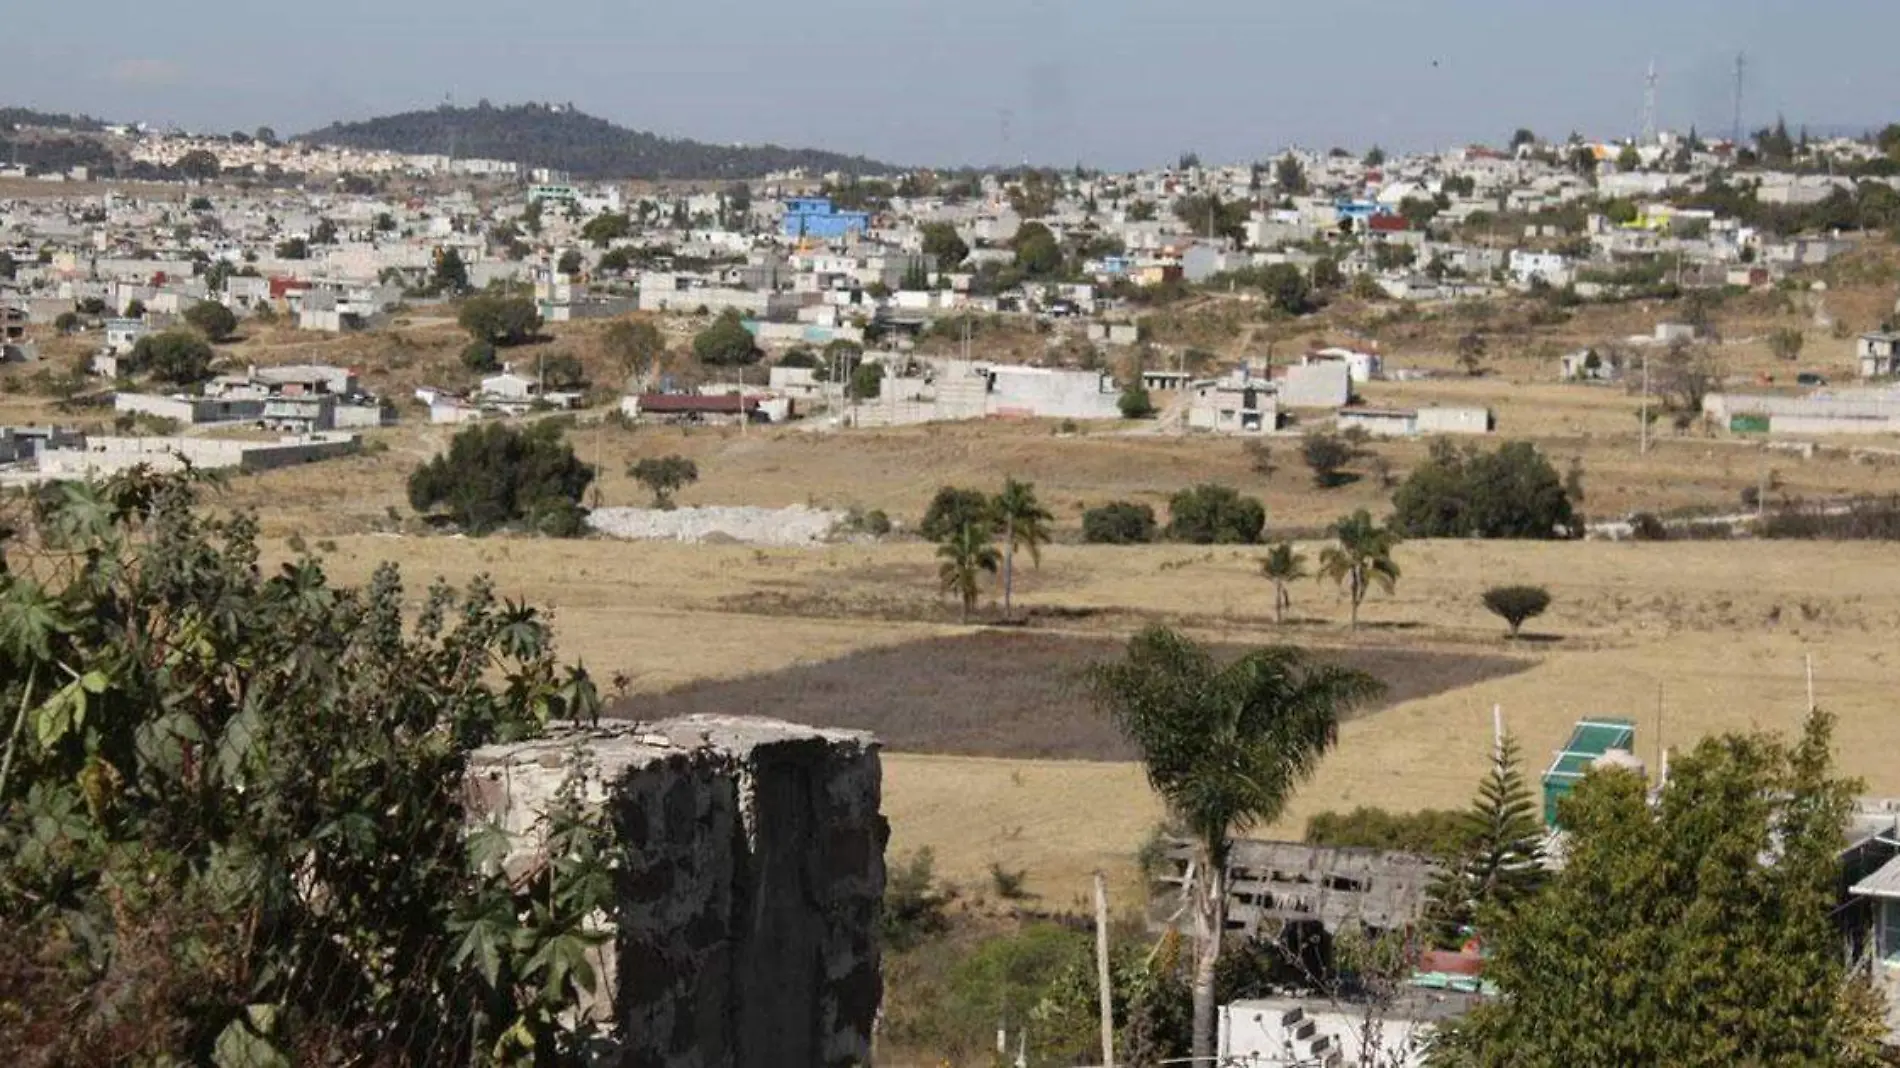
[1186,371,1279,435]
[1858,332,1900,379]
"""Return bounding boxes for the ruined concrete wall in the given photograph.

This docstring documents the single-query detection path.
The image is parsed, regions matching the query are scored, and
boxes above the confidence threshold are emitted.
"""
[467,716,886,1068]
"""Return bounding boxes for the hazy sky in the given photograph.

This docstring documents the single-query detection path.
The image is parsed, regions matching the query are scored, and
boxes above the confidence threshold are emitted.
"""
[5,0,1895,169]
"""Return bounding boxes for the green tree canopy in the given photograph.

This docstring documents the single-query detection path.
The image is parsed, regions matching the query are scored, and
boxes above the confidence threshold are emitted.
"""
[919,486,992,542]
[920,222,970,271]
[1426,733,1548,947]
[992,478,1053,616]
[182,300,238,342]
[433,247,470,293]
[1167,484,1265,544]
[580,212,631,247]
[1012,221,1062,277]
[128,329,215,385]
[936,521,999,621]
[0,470,610,1063]
[1317,509,1401,628]
[1259,542,1308,624]
[1091,626,1381,1061]
[628,454,699,509]
[1436,711,1886,1068]
[601,317,666,386]
[1391,440,1578,540]
[691,308,760,366]
[407,420,594,535]
[457,294,541,347]
[1119,382,1157,419]
[1257,263,1313,316]
[1083,501,1156,544]
[1481,585,1553,638]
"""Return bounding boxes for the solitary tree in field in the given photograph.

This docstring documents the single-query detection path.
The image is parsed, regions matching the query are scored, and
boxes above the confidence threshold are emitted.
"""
[992,478,1053,618]
[1481,585,1552,639]
[1091,626,1382,1064]
[629,455,698,509]
[1318,509,1401,628]
[936,522,1000,621]
[1260,542,1308,624]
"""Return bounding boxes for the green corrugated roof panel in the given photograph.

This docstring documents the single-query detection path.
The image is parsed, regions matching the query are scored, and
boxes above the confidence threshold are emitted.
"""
[1542,718,1637,826]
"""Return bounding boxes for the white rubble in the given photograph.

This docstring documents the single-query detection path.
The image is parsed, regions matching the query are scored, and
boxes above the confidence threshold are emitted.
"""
[586,505,845,546]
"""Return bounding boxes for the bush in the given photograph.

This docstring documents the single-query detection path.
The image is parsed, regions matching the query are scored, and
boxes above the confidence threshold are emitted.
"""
[461,340,499,372]
[1758,496,1900,540]
[1083,501,1157,544]
[1629,512,1668,541]
[1301,429,1358,488]
[407,420,594,535]
[127,329,215,385]
[1481,584,1553,637]
[1391,439,1578,539]
[919,486,993,541]
[841,506,893,537]
[882,848,954,952]
[1304,807,1470,857]
[629,454,698,508]
[457,294,541,347]
[692,308,761,366]
[1118,382,1156,419]
[0,471,613,1064]
[182,300,239,341]
[987,862,1030,900]
[1166,484,1265,544]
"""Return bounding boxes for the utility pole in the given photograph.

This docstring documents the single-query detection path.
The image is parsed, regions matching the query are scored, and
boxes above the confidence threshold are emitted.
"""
[1093,871,1115,1068]
[1640,350,1651,455]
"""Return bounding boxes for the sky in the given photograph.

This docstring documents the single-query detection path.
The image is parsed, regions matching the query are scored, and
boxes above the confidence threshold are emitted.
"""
[4,0,1896,170]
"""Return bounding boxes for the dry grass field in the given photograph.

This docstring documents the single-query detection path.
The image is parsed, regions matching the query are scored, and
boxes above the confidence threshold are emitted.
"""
[290,529,1900,902]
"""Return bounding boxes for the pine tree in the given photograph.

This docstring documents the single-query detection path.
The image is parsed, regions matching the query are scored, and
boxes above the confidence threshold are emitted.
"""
[1428,733,1546,945]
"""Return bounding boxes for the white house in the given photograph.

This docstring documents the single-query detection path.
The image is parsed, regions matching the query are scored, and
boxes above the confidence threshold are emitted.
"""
[1858,332,1900,379]
[1309,346,1382,384]
[1509,250,1573,288]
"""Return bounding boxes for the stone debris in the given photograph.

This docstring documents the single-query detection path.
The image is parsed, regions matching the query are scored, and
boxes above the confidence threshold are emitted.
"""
[586,505,846,546]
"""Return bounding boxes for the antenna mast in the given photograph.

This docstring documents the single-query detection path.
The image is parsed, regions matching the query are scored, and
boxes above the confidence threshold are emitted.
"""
[1641,59,1659,145]
[1731,52,1746,146]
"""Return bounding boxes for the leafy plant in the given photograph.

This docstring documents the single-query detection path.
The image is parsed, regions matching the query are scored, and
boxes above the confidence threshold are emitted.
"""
[1166,484,1265,544]
[1481,585,1553,638]
[408,421,594,535]
[1083,501,1157,544]
[1259,542,1308,624]
[1317,509,1401,628]
[0,469,610,1064]
[936,522,1000,621]
[629,454,699,509]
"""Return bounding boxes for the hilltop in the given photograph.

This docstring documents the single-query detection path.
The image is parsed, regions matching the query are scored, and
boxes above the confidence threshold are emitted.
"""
[296,101,896,180]
[0,107,105,131]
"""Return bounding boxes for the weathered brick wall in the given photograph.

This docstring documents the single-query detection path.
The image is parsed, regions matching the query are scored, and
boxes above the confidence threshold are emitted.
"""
[467,716,886,1068]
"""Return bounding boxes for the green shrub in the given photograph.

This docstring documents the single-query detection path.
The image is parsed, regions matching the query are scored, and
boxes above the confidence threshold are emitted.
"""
[1392,439,1577,539]
[1482,584,1553,637]
[407,420,593,535]
[1165,484,1265,544]
[919,486,993,541]
[1083,501,1157,544]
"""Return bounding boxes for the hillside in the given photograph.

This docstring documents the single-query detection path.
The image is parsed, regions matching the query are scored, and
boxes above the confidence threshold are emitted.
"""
[0,107,105,131]
[296,101,895,180]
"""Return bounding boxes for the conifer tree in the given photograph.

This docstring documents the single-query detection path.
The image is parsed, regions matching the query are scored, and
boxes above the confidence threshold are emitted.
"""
[1428,733,1546,945]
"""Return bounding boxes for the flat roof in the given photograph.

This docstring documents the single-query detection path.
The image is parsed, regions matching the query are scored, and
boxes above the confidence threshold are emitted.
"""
[1544,718,1637,783]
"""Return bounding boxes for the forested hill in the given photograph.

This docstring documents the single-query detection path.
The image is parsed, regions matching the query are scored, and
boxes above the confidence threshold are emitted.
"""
[0,107,105,131]
[296,102,896,180]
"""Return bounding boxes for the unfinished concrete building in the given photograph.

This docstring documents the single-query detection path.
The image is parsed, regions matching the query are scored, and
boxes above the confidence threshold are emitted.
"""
[466,716,887,1068]
[1148,838,1441,939]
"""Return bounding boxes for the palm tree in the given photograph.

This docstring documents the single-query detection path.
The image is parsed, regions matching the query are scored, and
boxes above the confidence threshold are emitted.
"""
[992,478,1053,618]
[1091,626,1383,1063]
[1259,542,1308,624]
[936,521,1000,621]
[1317,509,1402,629]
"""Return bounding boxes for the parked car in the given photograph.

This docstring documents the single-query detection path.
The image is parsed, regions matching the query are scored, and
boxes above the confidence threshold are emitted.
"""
[1796,371,1827,387]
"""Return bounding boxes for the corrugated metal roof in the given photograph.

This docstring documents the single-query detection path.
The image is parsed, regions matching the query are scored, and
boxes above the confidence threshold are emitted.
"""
[1851,854,1900,899]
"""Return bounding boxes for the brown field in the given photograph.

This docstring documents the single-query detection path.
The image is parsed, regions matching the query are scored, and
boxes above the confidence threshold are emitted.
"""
[289,530,1900,902]
[613,631,1532,760]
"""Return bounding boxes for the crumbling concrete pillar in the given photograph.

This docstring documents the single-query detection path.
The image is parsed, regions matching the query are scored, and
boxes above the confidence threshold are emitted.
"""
[467,715,886,1068]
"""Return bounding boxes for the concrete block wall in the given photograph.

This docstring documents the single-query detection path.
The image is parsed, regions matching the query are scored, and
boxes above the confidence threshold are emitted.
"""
[467,716,886,1068]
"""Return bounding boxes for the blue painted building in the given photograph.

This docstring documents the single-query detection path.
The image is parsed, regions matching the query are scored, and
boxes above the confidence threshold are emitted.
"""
[780,197,871,239]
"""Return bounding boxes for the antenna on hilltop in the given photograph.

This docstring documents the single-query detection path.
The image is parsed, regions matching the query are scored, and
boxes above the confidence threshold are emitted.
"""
[1731,52,1747,146]
[1641,59,1659,145]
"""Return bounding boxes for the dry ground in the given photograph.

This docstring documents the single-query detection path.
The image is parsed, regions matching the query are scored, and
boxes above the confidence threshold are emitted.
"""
[293,532,1900,901]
